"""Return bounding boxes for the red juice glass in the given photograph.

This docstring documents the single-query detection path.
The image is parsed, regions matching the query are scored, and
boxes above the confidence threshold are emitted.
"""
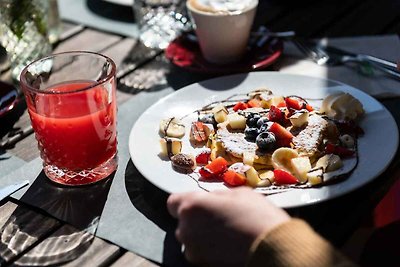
[20,51,118,186]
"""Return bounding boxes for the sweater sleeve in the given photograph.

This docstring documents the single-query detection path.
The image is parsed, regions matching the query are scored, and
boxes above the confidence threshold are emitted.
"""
[246,219,358,267]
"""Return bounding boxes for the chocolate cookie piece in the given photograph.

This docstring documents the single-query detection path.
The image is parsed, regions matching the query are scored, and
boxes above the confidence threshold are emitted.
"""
[171,153,196,174]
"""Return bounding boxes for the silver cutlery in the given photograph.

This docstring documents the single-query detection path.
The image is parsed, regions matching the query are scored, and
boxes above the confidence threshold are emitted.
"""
[0,180,29,202]
[292,38,400,80]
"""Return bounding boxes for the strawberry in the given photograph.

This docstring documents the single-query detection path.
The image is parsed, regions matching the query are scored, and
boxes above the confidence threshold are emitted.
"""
[268,105,284,122]
[196,151,211,165]
[269,122,294,140]
[222,170,246,186]
[247,99,262,108]
[199,157,228,179]
[285,97,303,110]
[233,101,248,112]
[276,101,286,108]
[273,169,298,185]
[276,138,292,147]
[305,104,314,112]
[199,167,213,179]
[325,143,355,157]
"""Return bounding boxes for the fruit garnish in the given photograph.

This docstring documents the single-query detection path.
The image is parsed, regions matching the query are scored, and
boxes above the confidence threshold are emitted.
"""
[247,99,262,108]
[269,122,294,141]
[159,137,182,158]
[159,117,185,138]
[335,120,364,135]
[276,101,286,108]
[285,97,303,110]
[256,132,276,151]
[246,113,261,128]
[316,154,343,172]
[285,95,312,111]
[271,147,299,172]
[325,143,355,157]
[273,169,298,185]
[190,121,209,144]
[222,170,246,186]
[268,105,284,122]
[196,150,211,165]
[233,101,248,112]
[199,156,228,179]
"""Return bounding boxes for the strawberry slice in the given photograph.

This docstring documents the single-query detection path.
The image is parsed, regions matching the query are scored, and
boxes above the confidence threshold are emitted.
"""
[268,105,284,122]
[199,157,228,179]
[191,121,208,143]
[269,122,294,140]
[196,150,211,165]
[233,101,248,112]
[325,143,355,157]
[247,99,262,108]
[285,97,303,110]
[273,169,298,185]
[222,170,246,186]
[276,101,286,108]
[305,104,314,112]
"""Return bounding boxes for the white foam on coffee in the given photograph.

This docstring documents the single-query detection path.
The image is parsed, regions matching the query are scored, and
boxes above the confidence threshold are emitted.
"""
[195,0,255,13]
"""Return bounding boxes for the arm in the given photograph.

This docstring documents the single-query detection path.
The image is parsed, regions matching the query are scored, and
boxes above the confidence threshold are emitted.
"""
[167,187,357,267]
[248,219,357,267]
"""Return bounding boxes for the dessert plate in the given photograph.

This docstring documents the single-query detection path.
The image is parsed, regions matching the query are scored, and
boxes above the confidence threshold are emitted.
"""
[165,32,283,74]
[129,72,398,208]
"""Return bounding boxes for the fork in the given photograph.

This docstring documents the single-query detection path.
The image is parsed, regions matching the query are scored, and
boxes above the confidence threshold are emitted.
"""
[292,38,400,80]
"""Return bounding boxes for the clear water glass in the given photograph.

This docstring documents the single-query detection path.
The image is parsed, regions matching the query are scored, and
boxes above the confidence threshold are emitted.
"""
[0,0,52,81]
[133,0,192,49]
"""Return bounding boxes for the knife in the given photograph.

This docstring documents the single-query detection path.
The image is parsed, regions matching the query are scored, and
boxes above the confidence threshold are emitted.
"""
[0,180,29,202]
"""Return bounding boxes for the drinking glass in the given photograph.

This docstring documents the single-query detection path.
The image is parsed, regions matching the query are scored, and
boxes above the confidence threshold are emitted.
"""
[20,51,118,186]
[0,0,52,81]
[133,0,191,49]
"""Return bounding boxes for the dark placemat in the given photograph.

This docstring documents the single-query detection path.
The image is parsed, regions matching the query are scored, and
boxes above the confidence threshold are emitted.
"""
[0,88,192,266]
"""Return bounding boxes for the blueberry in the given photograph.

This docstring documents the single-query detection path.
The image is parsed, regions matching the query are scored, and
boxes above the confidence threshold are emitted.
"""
[246,113,261,127]
[244,127,258,142]
[257,117,269,128]
[258,121,273,134]
[256,132,276,151]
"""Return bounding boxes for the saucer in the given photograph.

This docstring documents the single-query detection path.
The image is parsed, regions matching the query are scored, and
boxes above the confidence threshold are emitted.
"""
[165,32,283,73]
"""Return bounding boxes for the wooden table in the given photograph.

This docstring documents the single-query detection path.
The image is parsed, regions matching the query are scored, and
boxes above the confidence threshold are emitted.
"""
[1,0,399,266]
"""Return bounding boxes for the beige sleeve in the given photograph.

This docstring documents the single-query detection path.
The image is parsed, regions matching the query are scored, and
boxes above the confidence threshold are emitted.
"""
[246,219,358,267]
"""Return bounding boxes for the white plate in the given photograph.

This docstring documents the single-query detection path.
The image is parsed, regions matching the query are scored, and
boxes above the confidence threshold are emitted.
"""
[129,72,399,208]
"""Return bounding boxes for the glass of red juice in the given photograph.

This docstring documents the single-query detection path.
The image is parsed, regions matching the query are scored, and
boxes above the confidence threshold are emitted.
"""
[20,51,118,186]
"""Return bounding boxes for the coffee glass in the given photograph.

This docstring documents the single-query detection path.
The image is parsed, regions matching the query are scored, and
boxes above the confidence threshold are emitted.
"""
[186,0,258,64]
[20,51,118,186]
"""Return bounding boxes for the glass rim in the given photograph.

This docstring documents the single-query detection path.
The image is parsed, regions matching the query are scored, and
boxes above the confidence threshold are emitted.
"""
[20,51,117,95]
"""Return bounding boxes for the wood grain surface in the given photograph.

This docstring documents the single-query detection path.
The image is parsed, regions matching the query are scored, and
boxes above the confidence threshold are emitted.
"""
[0,1,399,266]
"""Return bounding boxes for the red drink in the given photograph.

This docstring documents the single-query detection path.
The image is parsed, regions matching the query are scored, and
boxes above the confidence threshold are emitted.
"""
[20,52,118,186]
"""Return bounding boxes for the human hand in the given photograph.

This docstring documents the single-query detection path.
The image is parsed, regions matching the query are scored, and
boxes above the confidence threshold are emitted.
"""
[167,187,290,267]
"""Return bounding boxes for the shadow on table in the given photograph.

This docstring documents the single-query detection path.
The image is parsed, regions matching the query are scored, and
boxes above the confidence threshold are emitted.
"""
[20,170,114,232]
[0,171,115,265]
[125,159,194,267]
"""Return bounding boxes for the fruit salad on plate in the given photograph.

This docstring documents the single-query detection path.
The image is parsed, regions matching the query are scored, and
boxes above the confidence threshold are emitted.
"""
[158,89,364,194]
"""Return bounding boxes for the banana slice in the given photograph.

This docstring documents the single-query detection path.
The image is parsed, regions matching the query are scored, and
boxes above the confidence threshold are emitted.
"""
[159,137,182,158]
[315,154,343,172]
[244,166,261,187]
[307,168,323,185]
[290,110,309,128]
[271,147,299,172]
[291,157,311,183]
[159,117,185,138]
[212,104,228,123]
